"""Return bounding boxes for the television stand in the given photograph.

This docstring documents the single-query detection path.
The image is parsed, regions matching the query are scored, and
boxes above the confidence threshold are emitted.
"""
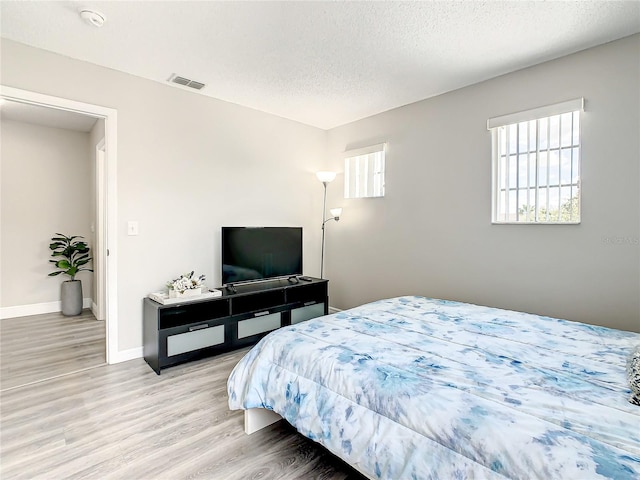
[143,277,328,374]
[225,284,238,294]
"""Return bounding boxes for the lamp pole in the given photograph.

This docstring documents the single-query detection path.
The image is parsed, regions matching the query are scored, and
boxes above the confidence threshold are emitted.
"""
[320,181,328,279]
[316,171,339,280]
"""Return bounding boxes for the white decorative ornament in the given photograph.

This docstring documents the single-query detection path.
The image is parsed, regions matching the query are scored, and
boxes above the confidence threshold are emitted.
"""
[167,271,206,295]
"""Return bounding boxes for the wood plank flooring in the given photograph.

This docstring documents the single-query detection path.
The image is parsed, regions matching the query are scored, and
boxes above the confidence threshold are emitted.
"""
[1,310,106,391]
[0,349,367,479]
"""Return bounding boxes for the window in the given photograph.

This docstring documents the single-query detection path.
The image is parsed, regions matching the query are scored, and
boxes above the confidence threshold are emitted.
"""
[488,98,583,224]
[344,143,386,198]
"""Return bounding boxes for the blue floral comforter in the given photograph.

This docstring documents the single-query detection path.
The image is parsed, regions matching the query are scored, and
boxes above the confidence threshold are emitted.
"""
[227,296,640,479]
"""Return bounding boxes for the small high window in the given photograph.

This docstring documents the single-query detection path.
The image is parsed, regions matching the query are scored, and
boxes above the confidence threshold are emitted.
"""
[488,99,583,224]
[344,143,386,199]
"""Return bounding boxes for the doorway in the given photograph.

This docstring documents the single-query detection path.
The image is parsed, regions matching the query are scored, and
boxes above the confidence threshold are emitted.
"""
[0,86,118,364]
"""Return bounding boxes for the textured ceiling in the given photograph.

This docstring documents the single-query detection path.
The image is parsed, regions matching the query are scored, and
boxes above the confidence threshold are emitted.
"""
[1,1,639,129]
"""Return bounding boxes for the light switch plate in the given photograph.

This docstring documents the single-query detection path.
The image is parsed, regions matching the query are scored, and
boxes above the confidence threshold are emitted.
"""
[127,221,139,236]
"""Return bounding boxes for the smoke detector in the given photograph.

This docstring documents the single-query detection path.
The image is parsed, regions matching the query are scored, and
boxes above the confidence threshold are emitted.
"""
[80,9,106,28]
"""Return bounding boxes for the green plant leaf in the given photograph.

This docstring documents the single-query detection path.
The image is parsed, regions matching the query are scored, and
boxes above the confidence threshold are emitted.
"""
[49,233,92,280]
[56,259,71,269]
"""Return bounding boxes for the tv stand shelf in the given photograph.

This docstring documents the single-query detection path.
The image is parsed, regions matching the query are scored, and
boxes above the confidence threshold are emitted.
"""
[143,277,328,374]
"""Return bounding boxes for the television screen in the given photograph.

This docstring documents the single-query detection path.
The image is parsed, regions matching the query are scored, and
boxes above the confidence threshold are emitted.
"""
[222,227,303,285]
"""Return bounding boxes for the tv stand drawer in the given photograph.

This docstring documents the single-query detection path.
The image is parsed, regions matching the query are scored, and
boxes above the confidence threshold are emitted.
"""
[167,324,225,356]
[237,313,281,339]
[291,303,326,325]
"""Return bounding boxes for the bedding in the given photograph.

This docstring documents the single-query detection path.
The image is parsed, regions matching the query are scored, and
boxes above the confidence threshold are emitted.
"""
[227,296,640,479]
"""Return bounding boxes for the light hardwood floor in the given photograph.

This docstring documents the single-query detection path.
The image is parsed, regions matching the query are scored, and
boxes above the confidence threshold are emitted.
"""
[0,309,106,391]
[0,348,367,479]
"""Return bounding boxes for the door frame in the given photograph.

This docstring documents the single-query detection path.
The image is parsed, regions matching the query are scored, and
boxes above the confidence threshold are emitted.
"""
[1,85,119,363]
[95,139,107,322]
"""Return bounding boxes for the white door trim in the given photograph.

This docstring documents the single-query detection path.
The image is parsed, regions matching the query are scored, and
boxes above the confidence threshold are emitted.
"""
[95,139,106,322]
[1,85,119,364]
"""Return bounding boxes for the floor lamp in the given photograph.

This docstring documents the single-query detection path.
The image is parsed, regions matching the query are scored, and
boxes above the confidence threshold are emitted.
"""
[316,171,342,279]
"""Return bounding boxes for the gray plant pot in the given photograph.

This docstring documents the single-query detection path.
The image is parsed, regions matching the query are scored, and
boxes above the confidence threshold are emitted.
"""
[61,280,83,316]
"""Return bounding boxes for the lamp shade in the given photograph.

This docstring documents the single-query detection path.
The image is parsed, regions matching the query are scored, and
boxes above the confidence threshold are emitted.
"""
[316,171,337,183]
[330,208,342,218]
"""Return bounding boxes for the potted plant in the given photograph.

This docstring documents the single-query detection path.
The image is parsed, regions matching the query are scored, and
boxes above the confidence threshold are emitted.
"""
[48,233,93,316]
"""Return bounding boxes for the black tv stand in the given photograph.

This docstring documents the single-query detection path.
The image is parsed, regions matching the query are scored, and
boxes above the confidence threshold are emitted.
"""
[143,277,328,374]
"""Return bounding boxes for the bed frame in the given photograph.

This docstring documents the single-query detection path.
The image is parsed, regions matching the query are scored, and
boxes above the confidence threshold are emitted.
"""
[244,408,282,434]
[244,408,375,479]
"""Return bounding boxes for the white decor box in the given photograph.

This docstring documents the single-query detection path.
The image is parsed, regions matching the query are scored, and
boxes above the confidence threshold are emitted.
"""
[169,287,202,298]
[148,289,222,305]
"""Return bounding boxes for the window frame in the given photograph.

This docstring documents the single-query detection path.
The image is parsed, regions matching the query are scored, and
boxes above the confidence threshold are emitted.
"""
[488,98,584,225]
[344,143,386,199]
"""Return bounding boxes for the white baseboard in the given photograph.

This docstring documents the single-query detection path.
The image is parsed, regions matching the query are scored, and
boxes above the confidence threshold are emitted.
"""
[0,298,93,320]
[91,301,106,321]
[109,346,143,364]
[328,306,342,314]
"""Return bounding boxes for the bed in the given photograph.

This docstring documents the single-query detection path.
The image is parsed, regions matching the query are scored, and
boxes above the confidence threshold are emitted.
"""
[227,296,640,479]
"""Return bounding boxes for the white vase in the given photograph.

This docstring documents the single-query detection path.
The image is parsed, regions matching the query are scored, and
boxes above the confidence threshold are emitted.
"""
[169,287,202,298]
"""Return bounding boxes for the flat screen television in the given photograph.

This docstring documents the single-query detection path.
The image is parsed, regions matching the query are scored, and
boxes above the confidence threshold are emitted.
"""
[222,227,303,285]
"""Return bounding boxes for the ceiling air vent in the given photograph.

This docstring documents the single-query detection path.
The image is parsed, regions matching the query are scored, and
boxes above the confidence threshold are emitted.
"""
[168,74,206,90]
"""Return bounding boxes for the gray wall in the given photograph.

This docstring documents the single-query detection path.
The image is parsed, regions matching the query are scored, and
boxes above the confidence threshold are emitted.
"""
[325,34,640,333]
[1,120,93,306]
[0,38,327,354]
